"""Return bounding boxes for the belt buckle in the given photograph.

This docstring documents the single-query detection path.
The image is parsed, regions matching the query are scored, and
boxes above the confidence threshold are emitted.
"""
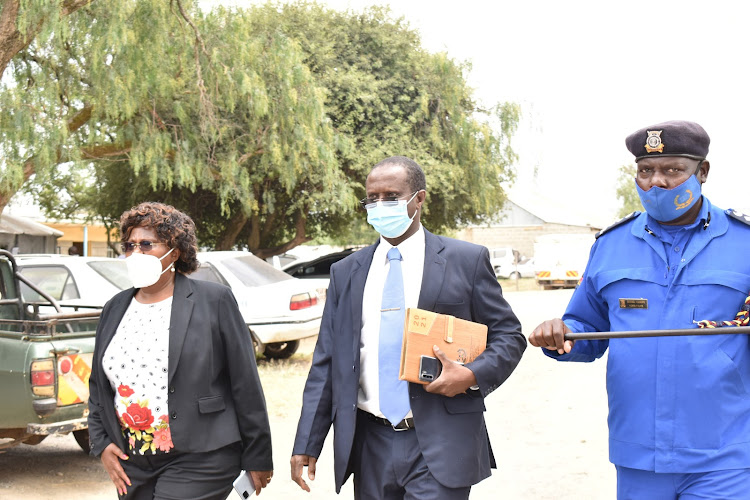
[392,419,411,432]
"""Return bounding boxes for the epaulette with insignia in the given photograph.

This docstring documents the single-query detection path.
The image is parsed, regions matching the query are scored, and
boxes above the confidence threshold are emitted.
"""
[595,211,640,239]
[726,209,750,226]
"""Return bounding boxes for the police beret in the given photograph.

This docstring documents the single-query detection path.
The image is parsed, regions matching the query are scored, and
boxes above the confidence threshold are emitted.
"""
[625,120,710,161]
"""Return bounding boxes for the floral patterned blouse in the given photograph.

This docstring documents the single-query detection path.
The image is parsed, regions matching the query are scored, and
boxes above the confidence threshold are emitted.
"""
[103,296,174,455]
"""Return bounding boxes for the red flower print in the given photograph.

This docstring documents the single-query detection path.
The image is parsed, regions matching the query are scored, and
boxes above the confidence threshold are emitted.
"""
[159,414,169,423]
[153,427,174,452]
[121,403,154,431]
[118,385,134,397]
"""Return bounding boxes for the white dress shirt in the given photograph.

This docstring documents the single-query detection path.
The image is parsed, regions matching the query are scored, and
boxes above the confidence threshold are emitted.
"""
[357,225,425,418]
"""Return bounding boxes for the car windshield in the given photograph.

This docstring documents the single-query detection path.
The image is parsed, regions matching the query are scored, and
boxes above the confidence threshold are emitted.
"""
[221,255,293,287]
[87,260,131,290]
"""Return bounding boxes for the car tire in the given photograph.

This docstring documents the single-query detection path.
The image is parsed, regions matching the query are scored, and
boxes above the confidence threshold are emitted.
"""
[509,271,520,279]
[73,429,90,454]
[263,340,300,359]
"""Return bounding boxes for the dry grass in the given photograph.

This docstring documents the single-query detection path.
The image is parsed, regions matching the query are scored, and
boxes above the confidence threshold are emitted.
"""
[256,354,313,420]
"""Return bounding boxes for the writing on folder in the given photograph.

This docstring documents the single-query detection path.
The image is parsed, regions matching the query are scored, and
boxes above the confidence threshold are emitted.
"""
[399,308,487,385]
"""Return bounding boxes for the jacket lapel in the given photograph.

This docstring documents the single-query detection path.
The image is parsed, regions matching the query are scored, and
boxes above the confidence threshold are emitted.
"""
[168,273,194,384]
[418,230,446,311]
[350,243,377,362]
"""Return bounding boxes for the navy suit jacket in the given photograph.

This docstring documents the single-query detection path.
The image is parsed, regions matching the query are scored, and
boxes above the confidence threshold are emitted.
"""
[88,273,273,472]
[292,229,526,490]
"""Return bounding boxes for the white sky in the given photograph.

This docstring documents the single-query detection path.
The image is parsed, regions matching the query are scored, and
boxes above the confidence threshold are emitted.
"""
[205,0,750,223]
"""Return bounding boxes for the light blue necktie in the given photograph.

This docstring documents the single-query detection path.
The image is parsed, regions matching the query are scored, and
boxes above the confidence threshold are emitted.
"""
[379,247,410,425]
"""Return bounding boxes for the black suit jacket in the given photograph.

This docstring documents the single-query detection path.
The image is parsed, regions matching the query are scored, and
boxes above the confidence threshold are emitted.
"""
[293,229,526,490]
[88,273,273,471]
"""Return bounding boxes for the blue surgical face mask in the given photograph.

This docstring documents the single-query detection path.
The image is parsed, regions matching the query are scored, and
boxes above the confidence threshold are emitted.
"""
[366,191,419,238]
[635,174,702,222]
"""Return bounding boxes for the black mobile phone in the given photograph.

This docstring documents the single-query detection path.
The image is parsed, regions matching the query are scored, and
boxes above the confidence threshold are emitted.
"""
[233,471,255,499]
[419,355,442,382]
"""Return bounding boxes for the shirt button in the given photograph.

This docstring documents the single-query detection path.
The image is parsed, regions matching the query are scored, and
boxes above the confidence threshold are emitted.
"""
[674,246,680,252]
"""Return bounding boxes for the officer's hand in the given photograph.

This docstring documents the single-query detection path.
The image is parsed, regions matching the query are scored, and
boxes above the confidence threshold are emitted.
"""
[425,345,477,397]
[529,319,575,355]
[290,454,316,492]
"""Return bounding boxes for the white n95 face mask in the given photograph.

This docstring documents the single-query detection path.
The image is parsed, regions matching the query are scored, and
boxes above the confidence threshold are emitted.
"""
[126,247,175,288]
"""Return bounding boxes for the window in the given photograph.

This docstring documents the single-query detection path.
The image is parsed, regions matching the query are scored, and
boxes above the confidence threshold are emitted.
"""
[88,260,131,290]
[18,266,80,302]
[189,263,229,286]
[221,255,292,287]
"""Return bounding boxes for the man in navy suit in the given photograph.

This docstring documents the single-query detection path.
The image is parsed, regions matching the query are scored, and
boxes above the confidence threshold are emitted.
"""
[290,156,526,499]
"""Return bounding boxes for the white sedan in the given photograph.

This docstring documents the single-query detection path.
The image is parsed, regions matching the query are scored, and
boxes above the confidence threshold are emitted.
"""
[191,251,326,359]
[14,254,130,313]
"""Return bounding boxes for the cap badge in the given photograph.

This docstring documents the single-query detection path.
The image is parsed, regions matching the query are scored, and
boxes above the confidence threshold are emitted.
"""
[644,130,664,153]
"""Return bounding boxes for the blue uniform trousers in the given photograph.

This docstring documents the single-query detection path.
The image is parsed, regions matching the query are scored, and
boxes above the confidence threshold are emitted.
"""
[616,466,750,500]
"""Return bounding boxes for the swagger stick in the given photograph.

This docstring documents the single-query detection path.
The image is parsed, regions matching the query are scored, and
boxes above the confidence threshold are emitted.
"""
[565,326,750,341]
[566,292,750,341]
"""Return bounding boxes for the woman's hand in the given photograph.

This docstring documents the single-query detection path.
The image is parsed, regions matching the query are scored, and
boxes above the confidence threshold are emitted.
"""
[101,443,131,496]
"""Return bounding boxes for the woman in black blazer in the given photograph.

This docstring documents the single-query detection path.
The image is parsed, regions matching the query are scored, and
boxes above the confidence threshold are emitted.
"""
[88,202,273,499]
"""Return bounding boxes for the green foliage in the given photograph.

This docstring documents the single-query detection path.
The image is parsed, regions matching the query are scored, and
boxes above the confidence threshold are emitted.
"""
[1,1,519,255]
[615,164,644,217]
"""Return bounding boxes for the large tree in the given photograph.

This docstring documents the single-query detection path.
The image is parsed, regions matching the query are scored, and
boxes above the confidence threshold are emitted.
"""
[3,2,519,256]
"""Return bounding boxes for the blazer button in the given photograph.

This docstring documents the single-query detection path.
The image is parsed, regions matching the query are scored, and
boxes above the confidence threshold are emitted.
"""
[169,386,175,393]
[171,412,177,419]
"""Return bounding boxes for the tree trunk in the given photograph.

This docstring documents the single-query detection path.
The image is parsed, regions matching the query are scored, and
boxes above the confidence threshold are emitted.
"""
[251,209,311,260]
[215,211,248,250]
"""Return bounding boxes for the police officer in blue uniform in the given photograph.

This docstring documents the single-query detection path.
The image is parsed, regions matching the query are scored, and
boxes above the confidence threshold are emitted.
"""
[530,120,750,499]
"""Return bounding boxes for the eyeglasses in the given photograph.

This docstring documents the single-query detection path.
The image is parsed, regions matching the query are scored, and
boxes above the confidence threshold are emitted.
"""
[120,241,168,253]
[359,191,418,210]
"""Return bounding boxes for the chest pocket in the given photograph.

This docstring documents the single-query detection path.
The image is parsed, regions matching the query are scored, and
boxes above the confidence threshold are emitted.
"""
[591,267,668,294]
[674,269,750,293]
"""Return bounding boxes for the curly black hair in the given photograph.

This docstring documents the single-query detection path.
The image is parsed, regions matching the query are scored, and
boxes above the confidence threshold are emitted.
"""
[120,202,199,274]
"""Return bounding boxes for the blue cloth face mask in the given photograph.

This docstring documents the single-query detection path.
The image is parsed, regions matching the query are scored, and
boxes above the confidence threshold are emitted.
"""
[635,174,701,222]
[366,191,418,238]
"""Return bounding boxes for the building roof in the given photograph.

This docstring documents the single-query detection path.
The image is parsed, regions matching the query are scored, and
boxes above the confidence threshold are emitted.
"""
[503,188,612,229]
[0,212,63,237]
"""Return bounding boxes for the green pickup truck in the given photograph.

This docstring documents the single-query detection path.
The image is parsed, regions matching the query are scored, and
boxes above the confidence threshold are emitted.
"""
[0,250,100,453]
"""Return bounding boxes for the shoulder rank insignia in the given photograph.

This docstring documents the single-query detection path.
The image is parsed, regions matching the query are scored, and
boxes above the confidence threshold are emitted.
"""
[595,211,640,239]
[726,209,750,226]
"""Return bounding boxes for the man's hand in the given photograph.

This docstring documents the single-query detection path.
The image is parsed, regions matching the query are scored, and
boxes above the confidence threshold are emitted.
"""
[290,454,317,492]
[248,470,273,496]
[424,345,477,397]
[100,443,131,496]
[529,318,575,355]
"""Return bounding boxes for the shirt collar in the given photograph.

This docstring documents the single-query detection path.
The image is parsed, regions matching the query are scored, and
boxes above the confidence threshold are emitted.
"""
[375,224,425,263]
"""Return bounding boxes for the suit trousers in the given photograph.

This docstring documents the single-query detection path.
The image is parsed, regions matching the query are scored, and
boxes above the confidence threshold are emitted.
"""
[351,410,470,500]
[119,441,241,500]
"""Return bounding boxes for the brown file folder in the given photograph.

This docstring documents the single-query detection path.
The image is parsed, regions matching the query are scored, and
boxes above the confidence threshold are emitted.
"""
[399,308,487,385]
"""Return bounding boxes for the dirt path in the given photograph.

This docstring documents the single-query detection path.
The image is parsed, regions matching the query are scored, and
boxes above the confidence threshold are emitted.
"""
[0,289,615,499]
